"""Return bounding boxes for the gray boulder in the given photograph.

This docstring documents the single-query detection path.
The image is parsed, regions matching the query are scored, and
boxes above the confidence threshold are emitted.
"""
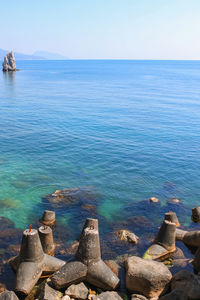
[65,282,88,299]
[61,296,70,300]
[125,256,172,298]
[97,291,123,299]
[171,270,200,299]
[2,51,16,72]
[159,289,187,300]
[0,291,19,300]
[131,295,148,300]
[38,283,62,300]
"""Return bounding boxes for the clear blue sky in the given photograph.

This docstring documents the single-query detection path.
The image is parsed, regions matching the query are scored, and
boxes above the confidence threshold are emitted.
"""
[0,0,200,59]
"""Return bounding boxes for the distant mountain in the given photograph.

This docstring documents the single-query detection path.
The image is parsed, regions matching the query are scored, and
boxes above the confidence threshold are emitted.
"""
[0,48,69,61]
[0,48,44,60]
[33,51,69,60]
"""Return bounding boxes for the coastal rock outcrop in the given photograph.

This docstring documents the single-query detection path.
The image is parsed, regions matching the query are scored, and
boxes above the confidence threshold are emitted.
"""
[2,51,16,72]
[125,256,172,298]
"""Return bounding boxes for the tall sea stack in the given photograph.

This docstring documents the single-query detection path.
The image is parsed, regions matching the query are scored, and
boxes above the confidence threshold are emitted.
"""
[2,51,16,71]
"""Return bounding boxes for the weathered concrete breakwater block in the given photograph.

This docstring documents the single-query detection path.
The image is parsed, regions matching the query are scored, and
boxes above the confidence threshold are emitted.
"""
[143,220,176,260]
[176,228,200,247]
[41,210,56,226]
[10,228,65,295]
[125,256,172,298]
[192,206,200,223]
[38,225,55,256]
[164,211,180,226]
[50,218,120,290]
[50,261,87,289]
[193,247,200,272]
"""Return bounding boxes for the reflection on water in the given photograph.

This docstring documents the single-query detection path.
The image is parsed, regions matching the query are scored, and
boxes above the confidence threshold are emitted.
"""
[3,71,16,86]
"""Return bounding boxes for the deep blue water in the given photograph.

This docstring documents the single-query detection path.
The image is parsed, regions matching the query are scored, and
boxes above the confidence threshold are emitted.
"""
[0,60,200,231]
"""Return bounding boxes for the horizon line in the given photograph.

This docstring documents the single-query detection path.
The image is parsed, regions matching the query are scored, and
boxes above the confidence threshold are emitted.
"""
[1,58,200,61]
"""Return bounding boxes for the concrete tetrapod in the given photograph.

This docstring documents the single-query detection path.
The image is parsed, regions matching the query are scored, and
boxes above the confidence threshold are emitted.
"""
[164,211,180,226]
[176,228,200,247]
[10,228,65,295]
[192,207,200,223]
[38,225,55,255]
[50,218,120,290]
[143,220,176,260]
[41,210,56,226]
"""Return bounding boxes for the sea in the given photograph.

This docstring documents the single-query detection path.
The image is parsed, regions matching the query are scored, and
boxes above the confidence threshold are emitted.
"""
[0,60,200,285]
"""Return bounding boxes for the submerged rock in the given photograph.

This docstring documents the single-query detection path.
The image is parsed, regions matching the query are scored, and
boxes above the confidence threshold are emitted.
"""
[125,256,172,298]
[149,197,159,203]
[116,230,139,244]
[2,51,16,72]
[167,198,181,205]
[43,187,98,208]
[0,217,15,230]
[0,283,6,293]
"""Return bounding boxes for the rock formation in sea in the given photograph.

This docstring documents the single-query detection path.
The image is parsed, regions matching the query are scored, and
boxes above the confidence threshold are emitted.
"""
[2,51,16,72]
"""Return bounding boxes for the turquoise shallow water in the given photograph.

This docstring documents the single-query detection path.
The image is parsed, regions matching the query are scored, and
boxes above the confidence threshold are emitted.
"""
[0,60,200,230]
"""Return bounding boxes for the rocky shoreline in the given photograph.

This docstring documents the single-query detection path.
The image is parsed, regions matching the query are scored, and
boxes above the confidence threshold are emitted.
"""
[0,189,200,299]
